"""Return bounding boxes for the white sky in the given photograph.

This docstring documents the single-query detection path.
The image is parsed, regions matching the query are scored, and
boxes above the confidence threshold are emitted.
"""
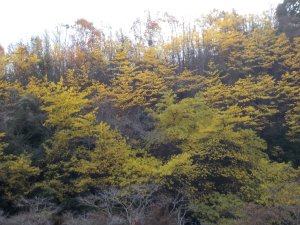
[1,0,282,49]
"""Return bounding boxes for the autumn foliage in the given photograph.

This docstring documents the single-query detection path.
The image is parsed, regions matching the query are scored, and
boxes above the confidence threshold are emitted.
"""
[0,8,300,225]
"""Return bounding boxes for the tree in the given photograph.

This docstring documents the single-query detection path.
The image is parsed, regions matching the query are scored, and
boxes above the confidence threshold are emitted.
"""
[6,44,40,84]
[110,48,173,110]
[276,0,300,38]
[204,75,279,131]
[279,71,300,142]
[71,123,134,191]
[151,93,267,198]
[0,133,40,203]
[0,45,5,79]
[202,12,247,83]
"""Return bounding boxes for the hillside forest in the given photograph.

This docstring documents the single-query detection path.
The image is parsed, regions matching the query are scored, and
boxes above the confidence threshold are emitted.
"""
[0,1,300,224]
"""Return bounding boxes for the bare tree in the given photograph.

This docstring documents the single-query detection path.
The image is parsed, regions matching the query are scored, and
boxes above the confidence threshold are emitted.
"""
[78,185,160,225]
[16,196,55,213]
[78,186,192,225]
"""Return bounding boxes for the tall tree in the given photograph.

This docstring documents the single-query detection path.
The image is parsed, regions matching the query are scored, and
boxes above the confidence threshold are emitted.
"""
[276,0,300,38]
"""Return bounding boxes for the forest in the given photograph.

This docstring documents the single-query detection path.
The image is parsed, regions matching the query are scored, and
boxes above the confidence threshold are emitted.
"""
[0,0,300,224]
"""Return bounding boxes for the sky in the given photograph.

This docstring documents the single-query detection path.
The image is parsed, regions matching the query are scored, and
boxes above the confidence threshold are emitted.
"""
[0,0,282,49]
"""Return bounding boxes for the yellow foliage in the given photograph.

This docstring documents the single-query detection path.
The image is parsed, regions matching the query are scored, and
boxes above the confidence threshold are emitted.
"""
[279,71,300,141]
[204,75,278,130]
[152,93,268,197]
[0,146,40,200]
[110,48,175,109]
[7,45,40,83]
[252,159,300,206]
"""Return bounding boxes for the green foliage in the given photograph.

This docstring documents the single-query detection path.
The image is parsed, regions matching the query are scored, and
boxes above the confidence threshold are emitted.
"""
[192,193,244,225]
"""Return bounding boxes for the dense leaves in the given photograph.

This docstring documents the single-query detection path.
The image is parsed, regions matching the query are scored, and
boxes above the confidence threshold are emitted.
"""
[0,6,300,225]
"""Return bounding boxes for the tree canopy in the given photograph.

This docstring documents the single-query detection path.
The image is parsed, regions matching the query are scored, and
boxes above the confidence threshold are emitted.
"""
[0,6,300,225]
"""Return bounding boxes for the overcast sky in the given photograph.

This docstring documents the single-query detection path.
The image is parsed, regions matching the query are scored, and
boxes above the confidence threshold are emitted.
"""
[1,0,282,49]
